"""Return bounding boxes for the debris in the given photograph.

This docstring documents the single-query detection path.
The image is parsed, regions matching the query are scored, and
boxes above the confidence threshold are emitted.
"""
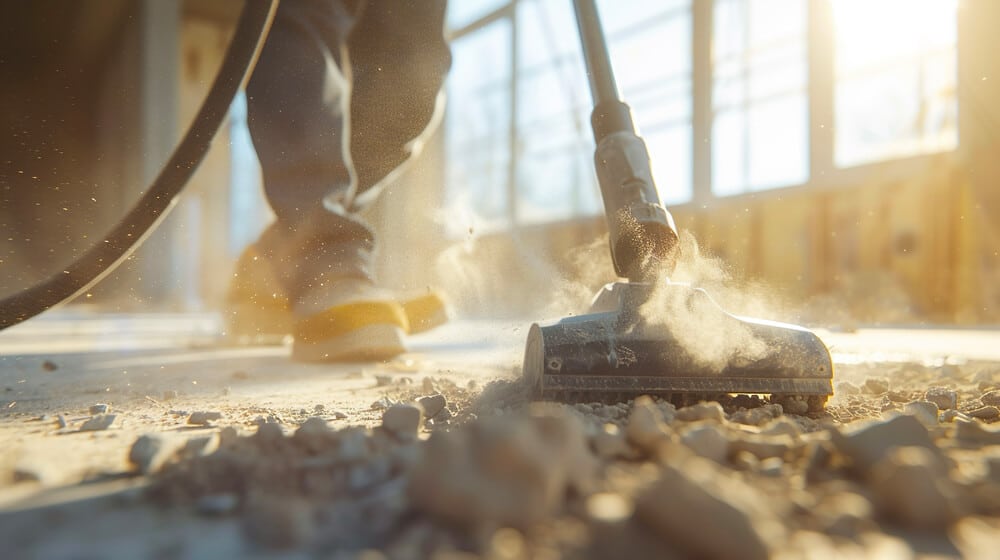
[924,387,958,411]
[12,466,43,483]
[758,457,784,477]
[89,403,110,415]
[968,406,1000,420]
[730,433,794,461]
[163,390,179,400]
[680,424,730,464]
[862,378,890,395]
[375,375,392,387]
[626,396,674,453]
[729,404,783,426]
[635,457,781,560]
[675,401,725,423]
[869,446,957,529]
[381,404,424,439]
[56,414,67,429]
[370,397,394,410]
[187,411,223,426]
[129,434,183,474]
[981,390,1000,407]
[832,414,937,475]
[409,406,595,528]
[591,423,632,460]
[941,409,973,423]
[79,414,116,432]
[835,381,861,396]
[41,360,58,372]
[417,394,447,419]
[902,401,939,428]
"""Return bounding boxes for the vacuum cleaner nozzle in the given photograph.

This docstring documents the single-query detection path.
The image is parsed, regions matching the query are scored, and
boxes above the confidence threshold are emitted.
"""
[523,281,833,409]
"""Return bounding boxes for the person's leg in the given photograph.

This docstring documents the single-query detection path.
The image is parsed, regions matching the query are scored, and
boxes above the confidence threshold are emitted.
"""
[246,0,375,303]
[346,0,451,207]
[238,0,410,360]
[232,0,452,359]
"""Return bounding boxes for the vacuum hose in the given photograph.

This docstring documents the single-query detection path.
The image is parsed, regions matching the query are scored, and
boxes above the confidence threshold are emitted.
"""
[0,0,278,331]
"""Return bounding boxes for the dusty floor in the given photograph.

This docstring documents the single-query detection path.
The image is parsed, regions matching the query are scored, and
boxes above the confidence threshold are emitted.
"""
[1,311,1000,558]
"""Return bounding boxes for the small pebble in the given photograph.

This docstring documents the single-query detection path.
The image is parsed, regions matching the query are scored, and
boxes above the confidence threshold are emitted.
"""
[188,411,223,425]
[968,406,1000,421]
[382,404,424,440]
[924,387,958,411]
[41,360,58,372]
[417,394,447,419]
[758,457,784,477]
[80,414,116,432]
[980,390,1000,407]
[836,381,861,396]
[862,378,890,395]
[902,401,939,428]
[89,403,110,415]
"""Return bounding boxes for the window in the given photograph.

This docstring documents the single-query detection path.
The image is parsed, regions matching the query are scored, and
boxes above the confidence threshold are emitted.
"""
[602,0,692,206]
[447,0,508,30]
[445,0,692,230]
[442,0,963,231]
[832,0,958,168]
[712,0,808,196]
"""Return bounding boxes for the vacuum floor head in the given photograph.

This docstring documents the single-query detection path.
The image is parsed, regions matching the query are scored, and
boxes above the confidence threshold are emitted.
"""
[523,281,833,410]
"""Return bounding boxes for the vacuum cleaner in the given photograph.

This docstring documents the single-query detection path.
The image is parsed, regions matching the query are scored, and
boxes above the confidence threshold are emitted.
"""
[522,0,834,410]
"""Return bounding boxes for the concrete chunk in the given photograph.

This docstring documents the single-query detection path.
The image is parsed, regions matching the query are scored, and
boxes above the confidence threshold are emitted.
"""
[832,415,938,475]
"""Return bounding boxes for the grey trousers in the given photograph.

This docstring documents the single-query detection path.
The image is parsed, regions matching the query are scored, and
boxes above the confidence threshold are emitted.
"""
[246,0,450,302]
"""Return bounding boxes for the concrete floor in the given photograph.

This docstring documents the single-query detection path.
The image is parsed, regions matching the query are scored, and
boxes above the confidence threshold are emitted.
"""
[1,309,999,505]
[1,310,1000,558]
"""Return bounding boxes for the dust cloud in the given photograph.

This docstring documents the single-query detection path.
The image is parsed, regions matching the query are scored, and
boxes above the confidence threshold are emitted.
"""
[427,207,793,375]
[636,232,786,372]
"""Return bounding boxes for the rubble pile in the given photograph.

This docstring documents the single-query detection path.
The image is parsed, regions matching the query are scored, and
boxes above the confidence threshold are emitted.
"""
[138,367,1000,558]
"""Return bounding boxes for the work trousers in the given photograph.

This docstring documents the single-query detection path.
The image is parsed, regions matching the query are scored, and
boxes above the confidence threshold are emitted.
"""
[246,0,451,302]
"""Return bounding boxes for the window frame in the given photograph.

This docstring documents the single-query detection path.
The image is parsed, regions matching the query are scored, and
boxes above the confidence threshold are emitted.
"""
[445,0,962,228]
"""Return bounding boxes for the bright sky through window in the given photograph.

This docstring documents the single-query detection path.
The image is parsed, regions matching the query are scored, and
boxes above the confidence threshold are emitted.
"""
[832,0,958,167]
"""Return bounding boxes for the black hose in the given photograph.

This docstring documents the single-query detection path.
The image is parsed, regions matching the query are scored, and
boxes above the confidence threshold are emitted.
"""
[0,0,278,331]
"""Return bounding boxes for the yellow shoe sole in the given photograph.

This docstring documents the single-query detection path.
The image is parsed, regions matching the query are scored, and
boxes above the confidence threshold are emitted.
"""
[291,301,409,363]
[401,291,450,334]
[227,291,450,343]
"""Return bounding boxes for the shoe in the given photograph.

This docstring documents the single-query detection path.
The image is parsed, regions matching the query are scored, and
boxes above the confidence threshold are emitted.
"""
[291,298,409,362]
[225,246,292,344]
[225,246,451,358]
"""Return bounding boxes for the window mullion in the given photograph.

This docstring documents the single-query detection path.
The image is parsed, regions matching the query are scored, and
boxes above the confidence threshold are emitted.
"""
[691,0,713,204]
[808,0,834,182]
[508,3,519,228]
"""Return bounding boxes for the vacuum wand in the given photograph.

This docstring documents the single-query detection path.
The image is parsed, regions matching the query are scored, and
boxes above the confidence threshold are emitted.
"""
[573,0,679,281]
